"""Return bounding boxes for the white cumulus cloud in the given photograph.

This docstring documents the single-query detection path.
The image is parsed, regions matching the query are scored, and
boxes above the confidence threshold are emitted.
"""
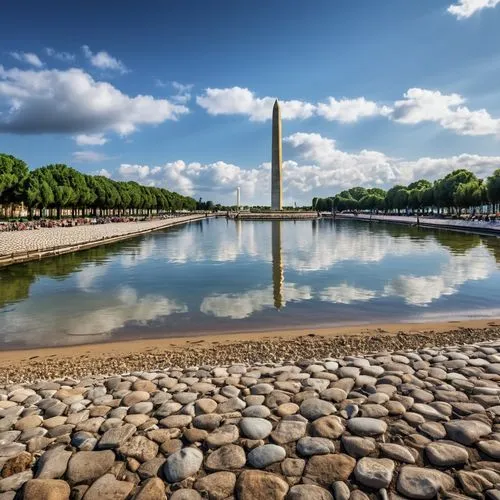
[391,88,500,136]
[82,45,128,73]
[448,0,500,18]
[115,131,500,205]
[316,97,391,123]
[10,52,43,68]
[196,87,315,121]
[0,66,188,135]
[197,86,500,137]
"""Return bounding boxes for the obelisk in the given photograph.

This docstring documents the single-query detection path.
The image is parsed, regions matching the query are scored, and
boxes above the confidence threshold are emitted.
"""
[271,99,282,210]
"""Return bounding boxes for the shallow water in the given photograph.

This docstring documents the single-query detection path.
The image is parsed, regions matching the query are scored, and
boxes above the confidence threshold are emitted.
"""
[1,218,499,348]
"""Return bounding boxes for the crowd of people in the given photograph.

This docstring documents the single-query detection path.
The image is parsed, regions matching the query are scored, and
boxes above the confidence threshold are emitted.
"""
[0,215,175,232]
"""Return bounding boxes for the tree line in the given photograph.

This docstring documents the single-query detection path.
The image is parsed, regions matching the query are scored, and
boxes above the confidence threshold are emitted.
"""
[0,154,197,219]
[312,169,500,215]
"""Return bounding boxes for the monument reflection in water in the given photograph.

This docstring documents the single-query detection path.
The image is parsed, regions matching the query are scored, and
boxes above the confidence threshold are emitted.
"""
[272,221,284,310]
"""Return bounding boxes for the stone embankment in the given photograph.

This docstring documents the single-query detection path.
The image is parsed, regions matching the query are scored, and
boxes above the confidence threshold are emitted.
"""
[0,215,210,267]
[232,212,319,220]
[336,213,500,235]
[2,339,500,498]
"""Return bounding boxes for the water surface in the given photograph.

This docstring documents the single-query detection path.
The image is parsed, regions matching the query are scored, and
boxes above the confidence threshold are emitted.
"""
[1,218,500,348]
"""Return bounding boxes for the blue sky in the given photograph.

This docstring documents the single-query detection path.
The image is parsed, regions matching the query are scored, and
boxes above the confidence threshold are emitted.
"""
[1,0,500,205]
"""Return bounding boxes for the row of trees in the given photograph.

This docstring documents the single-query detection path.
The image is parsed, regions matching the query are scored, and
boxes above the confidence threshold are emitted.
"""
[0,154,197,218]
[313,169,500,215]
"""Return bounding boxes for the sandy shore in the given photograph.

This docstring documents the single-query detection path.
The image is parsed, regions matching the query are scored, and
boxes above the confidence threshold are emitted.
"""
[1,330,500,498]
[1,318,499,383]
[0,215,209,261]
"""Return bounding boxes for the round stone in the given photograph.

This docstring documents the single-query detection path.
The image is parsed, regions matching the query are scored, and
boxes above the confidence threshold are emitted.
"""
[346,418,387,436]
[311,415,344,439]
[205,444,246,471]
[66,450,115,484]
[23,479,70,500]
[276,403,299,417]
[300,399,336,421]
[14,416,42,432]
[206,424,239,448]
[242,406,271,418]
[477,440,500,459]
[297,437,336,456]
[445,420,491,446]
[341,436,376,458]
[122,391,150,407]
[354,457,394,489]
[425,441,469,467]
[235,470,289,500]
[194,471,236,499]
[247,444,286,468]
[270,420,306,444]
[287,484,333,500]
[164,447,203,483]
[397,466,455,499]
[240,418,273,440]
[304,454,356,487]
[379,443,415,463]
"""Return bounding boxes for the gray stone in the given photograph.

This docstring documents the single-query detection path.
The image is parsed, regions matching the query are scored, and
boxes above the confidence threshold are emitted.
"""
[341,436,376,458]
[379,443,415,463]
[397,466,455,499]
[240,418,273,440]
[425,441,469,467]
[133,477,166,500]
[66,450,115,484]
[170,489,202,500]
[478,440,500,459]
[137,456,166,479]
[35,446,72,479]
[331,481,350,500]
[296,437,336,456]
[354,457,394,489]
[271,420,307,444]
[119,435,158,462]
[299,399,335,421]
[287,484,333,500]
[164,447,203,482]
[445,420,491,445]
[0,443,25,459]
[346,417,387,436]
[0,470,33,493]
[242,405,271,418]
[248,444,286,468]
[206,424,239,448]
[193,414,222,431]
[82,473,134,500]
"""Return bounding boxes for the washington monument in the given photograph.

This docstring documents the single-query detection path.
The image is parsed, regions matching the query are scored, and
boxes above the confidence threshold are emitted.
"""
[271,100,282,210]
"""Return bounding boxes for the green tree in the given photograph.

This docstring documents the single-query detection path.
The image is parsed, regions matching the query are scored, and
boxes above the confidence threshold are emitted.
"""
[487,170,500,211]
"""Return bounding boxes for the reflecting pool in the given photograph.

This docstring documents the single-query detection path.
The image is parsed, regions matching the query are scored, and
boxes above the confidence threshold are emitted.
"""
[1,218,499,348]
